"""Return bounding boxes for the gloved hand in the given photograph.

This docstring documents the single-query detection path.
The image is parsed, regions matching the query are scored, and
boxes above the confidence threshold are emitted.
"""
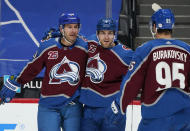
[104,100,126,129]
[41,28,61,42]
[0,77,20,104]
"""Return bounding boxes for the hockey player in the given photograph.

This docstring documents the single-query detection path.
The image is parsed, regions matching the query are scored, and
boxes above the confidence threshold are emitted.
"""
[79,18,133,131]
[117,7,190,130]
[0,13,88,131]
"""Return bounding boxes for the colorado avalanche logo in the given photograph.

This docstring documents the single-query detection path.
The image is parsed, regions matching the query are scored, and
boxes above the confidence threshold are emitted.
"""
[49,56,80,85]
[86,53,107,83]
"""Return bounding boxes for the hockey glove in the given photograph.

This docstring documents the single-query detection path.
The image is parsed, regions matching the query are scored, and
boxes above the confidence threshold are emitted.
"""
[0,77,20,104]
[41,28,61,42]
[104,100,126,129]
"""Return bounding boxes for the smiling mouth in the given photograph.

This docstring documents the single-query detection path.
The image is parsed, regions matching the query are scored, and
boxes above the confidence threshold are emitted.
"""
[69,35,77,38]
[71,34,77,36]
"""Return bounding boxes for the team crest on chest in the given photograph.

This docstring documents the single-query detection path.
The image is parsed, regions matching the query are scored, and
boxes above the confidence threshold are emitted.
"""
[86,53,107,83]
[49,56,80,85]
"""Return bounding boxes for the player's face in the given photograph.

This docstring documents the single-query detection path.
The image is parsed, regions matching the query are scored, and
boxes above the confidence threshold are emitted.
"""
[63,24,79,45]
[97,30,115,48]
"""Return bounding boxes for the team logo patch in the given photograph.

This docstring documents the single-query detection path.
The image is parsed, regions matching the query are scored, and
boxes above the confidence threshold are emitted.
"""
[88,44,97,53]
[86,53,107,83]
[166,41,172,44]
[122,45,130,50]
[49,56,80,85]
[48,51,58,59]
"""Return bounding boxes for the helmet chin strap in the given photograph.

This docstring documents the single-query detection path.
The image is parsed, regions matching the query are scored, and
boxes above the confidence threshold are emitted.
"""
[61,30,74,45]
[61,26,80,45]
[150,26,157,39]
[96,31,101,45]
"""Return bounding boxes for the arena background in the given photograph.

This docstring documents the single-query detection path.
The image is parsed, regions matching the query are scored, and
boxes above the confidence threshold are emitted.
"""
[0,0,189,130]
[0,0,141,131]
[0,0,121,76]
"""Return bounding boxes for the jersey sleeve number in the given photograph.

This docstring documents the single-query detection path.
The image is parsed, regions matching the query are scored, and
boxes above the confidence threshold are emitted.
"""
[156,62,185,91]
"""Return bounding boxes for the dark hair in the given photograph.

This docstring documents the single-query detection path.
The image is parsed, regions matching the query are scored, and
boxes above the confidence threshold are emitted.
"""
[152,22,173,35]
[157,29,172,35]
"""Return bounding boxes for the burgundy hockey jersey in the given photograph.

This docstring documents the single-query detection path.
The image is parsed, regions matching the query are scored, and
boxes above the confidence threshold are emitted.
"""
[16,38,88,108]
[79,36,133,107]
[120,39,190,118]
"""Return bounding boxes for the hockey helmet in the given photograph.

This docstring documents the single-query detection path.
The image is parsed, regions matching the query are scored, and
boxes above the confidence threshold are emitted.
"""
[96,18,116,31]
[150,9,175,29]
[59,13,80,26]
